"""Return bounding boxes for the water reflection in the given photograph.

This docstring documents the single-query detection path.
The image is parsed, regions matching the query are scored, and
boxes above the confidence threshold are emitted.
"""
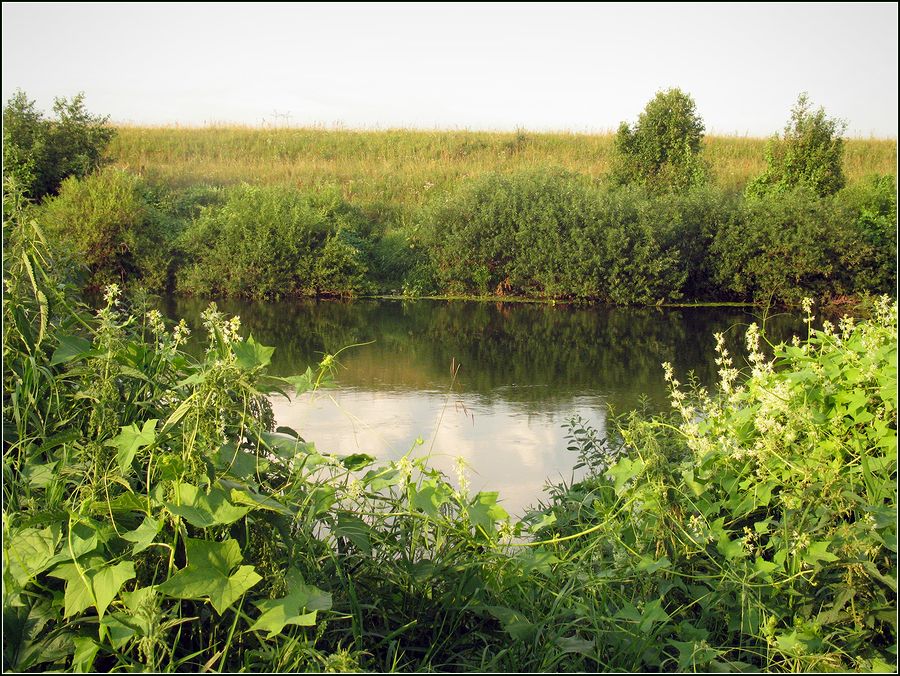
[163,298,805,515]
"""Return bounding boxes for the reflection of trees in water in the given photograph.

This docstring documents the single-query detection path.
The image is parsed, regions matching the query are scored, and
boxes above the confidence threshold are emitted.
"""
[164,298,805,415]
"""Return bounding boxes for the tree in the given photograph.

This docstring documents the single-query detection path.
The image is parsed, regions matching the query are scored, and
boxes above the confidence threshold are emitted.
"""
[746,93,846,198]
[2,89,116,201]
[611,88,707,192]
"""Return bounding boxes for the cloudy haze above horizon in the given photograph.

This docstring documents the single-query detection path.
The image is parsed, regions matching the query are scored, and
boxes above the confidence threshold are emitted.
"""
[2,2,898,137]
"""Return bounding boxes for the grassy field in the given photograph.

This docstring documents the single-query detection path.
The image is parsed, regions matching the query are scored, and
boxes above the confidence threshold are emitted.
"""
[108,126,897,212]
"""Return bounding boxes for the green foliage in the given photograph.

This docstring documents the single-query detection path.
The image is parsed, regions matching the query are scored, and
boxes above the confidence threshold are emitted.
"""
[832,174,898,295]
[3,199,896,671]
[747,93,847,198]
[178,185,372,298]
[712,180,898,305]
[535,297,897,671]
[611,88,708,192]
[38,167,173,290]
[711,187,842,305]
[2,89,115,201]
[424,170,696,303]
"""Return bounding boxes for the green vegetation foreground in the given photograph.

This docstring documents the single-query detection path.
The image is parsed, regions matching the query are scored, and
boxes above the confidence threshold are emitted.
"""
[3,197,896,671]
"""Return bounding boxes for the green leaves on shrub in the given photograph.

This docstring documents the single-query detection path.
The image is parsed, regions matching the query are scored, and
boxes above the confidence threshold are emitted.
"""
[177,185,372,298]
[2,89,115,202]
[747,92,847,198]
[611,88,708,192]
[38,168,173,290]
[424,170,695,303]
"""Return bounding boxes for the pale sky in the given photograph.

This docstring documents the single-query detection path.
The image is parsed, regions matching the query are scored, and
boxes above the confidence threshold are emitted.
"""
[2,2,897,137]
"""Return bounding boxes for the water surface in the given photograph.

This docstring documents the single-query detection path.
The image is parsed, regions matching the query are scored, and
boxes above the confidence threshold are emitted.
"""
[164,298,805,516]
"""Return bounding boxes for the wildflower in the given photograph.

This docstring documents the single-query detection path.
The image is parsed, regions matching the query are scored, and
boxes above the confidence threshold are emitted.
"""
[147,309,165,335]
[345,479,363,501]
[396,456,414,482]
[453,456,470,497]
[103,283,121,304]
[172,319,191,346]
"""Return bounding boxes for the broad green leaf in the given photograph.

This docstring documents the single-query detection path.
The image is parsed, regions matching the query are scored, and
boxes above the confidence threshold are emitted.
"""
[48,557,135,619]
[216,443,266,479]
[106,420,157,473]
[283,367,315,396]
[467,492,508,537]
[22,461,58,488]
[411,480,451,519]
[716,533,746,561]
[44,520,103,569]
[607,456,644,494]
[166,483,250,527]
[226,483,293,516]
[334,514,372,554]
[3,526,60,590]
[636,556,671,574]
[340,453,375,470]
[156,538,261,614]
[516,547,559,576]
[522,511,557,533]
[803,540,839,567]
[753,557,779,580]
[233,334,274,370]
[363,467,402,492]
[72,637,99,673]
[486,605,536,640]
[50,335,92,365]
[555,635,595,656]
[249,570,331,638]
[638,598,671,632]
[99,613,137,649]
[120,516,162,555]
[309,486,336,515]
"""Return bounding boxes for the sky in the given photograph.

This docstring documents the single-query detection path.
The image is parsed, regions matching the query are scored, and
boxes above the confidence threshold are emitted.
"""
[2,2,898,137]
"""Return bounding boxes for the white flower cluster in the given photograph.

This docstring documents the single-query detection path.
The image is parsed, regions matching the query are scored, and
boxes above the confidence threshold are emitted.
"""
[453,456,470,498]
[146,310,191,353]
[395,456,414,483]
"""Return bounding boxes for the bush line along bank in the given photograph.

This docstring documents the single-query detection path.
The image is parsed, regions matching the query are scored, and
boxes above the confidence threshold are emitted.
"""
[7,88,896,306]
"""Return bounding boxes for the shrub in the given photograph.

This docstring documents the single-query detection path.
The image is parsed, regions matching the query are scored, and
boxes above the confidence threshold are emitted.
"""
[832,174,897,295]
[611,88,708,192]
[38,168,172,290]
[711,187,844,305]
[423,169,596,297]
[424,170,724,303]
[747,93,847,198]
[178,185,371,298]
[2,90,115,201]
[578,184,688,304]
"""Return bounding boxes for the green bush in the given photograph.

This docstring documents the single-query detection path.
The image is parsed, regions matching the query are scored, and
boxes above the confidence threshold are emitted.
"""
[423,169,596,297]
[38,168,172,290]
[2,90,115,202]
[424,171,729,303]
[747,93,846,198]
[611,88,708,192]
[178,185,372,298]
[832,174,897,295]
[711,187,845,305]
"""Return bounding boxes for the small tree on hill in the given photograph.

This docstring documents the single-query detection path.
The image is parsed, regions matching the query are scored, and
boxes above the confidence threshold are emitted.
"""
[611,88,707,192]
[746,92,846,198]
[2,89,116,201]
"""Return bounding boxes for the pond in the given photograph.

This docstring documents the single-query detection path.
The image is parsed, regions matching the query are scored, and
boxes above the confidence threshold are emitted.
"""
[163,298,806,516]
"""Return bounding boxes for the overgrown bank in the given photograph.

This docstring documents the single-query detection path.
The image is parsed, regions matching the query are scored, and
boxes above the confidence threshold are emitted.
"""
[3,199,896,672]
[31,166,898,306]
[6,88,897,306]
